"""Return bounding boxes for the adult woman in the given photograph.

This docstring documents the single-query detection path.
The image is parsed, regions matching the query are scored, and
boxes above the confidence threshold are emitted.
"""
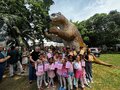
[22,47,29,72]
[85,48,112,83]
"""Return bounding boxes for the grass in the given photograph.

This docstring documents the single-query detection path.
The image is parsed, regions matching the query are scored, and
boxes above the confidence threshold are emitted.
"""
[86,54,120,90]
[0,54,120,90]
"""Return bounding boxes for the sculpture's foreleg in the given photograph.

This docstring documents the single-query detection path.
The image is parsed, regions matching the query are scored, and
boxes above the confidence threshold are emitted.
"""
[44,31,62,42]
[49,27,75,41]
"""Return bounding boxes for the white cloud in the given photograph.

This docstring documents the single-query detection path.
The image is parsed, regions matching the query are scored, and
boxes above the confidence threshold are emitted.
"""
[80,0,120,20]
[50,0,120,21]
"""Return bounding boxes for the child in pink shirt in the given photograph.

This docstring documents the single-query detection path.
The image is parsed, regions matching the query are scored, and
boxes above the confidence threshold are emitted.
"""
[47,57,56,88]
[81,55,90,88]
[56,53,63,88]
[65,55,74,90]
[35,54,44,90]
[42,53,49,86]
[47,49,53,59]
[74,55,85,90]
[61,58,68,89]
[53,52,59,61]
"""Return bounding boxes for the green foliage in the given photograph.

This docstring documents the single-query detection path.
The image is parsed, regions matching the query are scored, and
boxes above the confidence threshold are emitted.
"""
[88,54,120,90]
[74,10,120,47]
[0,0,54,47]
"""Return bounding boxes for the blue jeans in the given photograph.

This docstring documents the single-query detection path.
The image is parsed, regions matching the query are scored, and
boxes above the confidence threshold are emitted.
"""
[29,63,36,81]
[0,63,5,81]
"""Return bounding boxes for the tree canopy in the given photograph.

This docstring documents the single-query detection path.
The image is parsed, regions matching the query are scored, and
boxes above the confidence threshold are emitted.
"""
[74,10,120,47]
[0,0,54,47]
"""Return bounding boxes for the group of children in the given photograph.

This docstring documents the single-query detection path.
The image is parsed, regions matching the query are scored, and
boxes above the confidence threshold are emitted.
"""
[34,47,92,90]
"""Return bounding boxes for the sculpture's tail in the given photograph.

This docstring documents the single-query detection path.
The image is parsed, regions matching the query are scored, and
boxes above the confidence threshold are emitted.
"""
[94,59,112,67]
[92,55,113,67]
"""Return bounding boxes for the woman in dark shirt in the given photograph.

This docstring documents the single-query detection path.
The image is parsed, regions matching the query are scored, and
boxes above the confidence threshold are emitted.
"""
[85,48,112,83]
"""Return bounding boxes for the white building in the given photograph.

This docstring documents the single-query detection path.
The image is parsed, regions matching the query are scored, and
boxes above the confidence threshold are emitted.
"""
[28,38,64,47]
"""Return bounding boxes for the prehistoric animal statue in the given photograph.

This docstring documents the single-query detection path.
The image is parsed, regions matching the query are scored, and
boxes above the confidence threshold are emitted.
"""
[44,12,86,50]
[44,12,112,67]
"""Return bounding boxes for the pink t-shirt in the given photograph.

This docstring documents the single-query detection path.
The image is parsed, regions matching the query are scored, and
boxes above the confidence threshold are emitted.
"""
[47,53,52,58]
[66,61,73,73]
[47,63,55,78]
[56,61,63,75]
[48,63,55,70]
[74,61,82,70]
[55,61,63,69]
[62,65,68,77]
[44,61,49,71]
[57,69,62,75]
[36,64,44,76]
[54,59,59,68]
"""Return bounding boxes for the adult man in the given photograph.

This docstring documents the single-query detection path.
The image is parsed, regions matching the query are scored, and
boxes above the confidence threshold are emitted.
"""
[0,43,10,81]
[8,46,19,77]
[29,46,40,84]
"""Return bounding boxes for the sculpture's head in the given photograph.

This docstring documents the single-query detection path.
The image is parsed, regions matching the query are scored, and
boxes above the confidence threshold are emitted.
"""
[50,12,68,25]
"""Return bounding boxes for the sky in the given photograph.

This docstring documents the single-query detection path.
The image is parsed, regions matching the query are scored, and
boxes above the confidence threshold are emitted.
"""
[49,0,120,21]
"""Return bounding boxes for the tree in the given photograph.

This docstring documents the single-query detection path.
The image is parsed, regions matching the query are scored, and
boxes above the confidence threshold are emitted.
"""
[74,10,120,47]
[0,0,54,47]
[73,21,90,45]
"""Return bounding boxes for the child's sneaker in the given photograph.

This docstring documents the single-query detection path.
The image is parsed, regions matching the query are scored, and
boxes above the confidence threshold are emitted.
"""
[47,85,50,88]
[84,84,91,88]
[64,87,66,90]
[91,80,94,83]
[52,85,56,87]
[45,83,48,86]
[58,86,63,90]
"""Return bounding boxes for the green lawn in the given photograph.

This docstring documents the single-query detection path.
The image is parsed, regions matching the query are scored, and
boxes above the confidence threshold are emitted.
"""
[86,54,120,90]
[0,54,120,90]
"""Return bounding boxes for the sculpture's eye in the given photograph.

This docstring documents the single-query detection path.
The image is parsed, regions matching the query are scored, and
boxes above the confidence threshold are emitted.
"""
[51,13,58,18]
[51,13,56,17]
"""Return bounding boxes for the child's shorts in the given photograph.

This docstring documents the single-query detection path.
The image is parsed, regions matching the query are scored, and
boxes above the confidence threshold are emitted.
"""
[68,72,74,77]
[75,70,83,79]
